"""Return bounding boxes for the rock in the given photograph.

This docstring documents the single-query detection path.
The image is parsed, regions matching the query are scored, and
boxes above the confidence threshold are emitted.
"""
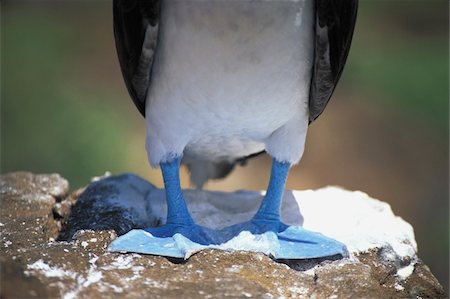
[0,172,69,253]
[0,172,446,299]
[0,256,57,299]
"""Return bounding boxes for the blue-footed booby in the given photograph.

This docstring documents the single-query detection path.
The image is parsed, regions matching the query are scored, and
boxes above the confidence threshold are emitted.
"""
[109,0,358,259]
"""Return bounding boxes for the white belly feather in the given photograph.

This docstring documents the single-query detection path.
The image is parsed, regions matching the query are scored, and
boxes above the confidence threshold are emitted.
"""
[145,0,314,166]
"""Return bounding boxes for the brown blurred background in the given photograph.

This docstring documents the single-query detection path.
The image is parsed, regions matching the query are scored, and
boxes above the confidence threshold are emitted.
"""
[2,0,448,292]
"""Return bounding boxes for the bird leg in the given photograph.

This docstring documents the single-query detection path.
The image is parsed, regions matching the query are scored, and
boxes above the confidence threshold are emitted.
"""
[218,157,348,259]
[160,157,194,226]
[252,159,290,228]
[220,159,291,235]
[141,156,223,245]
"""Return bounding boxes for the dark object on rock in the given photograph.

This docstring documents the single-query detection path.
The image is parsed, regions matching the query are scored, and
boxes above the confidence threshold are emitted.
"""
[58,174,159,241]
[0,172,446,298]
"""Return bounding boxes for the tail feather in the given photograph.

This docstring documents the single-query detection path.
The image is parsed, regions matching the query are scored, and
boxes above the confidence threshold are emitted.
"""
[184,159,235,189]
[182,151,264,189]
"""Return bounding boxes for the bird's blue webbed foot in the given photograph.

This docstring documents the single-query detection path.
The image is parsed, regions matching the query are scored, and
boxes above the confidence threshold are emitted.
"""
[108,157,226,258]
[219,219,347,259]
[217,160,347,259]
[108,222,223,258]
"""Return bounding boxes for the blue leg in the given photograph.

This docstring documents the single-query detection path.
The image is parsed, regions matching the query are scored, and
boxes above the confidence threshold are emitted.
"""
[159,157,194,226]
[221,158,348,259]
[108,157,223,258]
[221,160,289,236]
[143,157,222,243]
[253,160,290,228]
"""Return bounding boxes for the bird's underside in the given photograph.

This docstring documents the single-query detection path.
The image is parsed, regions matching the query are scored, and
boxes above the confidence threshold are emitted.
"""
[145,0,314,186]
[110,0,358,259]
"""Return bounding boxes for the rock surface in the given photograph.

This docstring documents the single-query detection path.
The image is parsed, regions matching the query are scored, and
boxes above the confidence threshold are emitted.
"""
[0,172,446,299]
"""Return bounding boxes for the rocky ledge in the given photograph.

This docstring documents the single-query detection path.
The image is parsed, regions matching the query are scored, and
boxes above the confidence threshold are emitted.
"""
[0,172,446,298]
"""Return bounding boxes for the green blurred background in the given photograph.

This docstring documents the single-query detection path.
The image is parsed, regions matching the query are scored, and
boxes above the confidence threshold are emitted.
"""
[2,0,448,291]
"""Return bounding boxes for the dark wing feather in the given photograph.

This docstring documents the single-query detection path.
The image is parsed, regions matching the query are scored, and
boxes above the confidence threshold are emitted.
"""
[113,0,160,117]
[309,0,358,122]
